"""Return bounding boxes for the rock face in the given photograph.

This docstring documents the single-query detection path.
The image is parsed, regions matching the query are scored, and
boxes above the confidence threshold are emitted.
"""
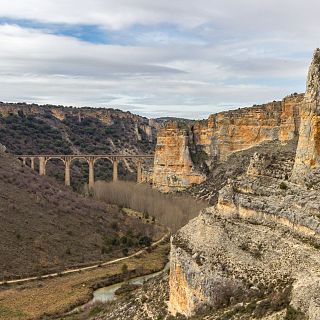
[153,94,302,192]
[202,94,302,163]
[292,49,320,185]
[169,160,320,318]
[168,50,320,319]
[153,122,206,192]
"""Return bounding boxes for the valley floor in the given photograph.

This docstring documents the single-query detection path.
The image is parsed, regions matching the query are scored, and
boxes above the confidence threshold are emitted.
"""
[0,240,169,320]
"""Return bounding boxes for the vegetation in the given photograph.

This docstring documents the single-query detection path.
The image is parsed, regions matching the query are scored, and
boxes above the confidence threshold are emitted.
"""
[0,242,169,320]
[284,305,306,320]
[279,181,288,190]
[0,154,164,279]
[0,105,156,189]
[93,181,208,231]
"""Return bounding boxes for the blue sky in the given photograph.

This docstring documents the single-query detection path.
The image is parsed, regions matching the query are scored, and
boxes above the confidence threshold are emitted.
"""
[0,0,319,118]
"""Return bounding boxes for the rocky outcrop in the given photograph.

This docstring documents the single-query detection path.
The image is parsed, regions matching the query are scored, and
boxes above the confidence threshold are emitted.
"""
[184,139,297,204]
[292,49,320,186]
[153,94,302,192]
[199,94,302,163]
[168,51,320,318]
[153,122,206,192]
[169,162,320,318]
[169,205,320,318]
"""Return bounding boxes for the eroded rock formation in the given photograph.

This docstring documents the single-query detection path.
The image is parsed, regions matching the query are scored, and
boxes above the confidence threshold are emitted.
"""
[169,150,320,318]
[199,94,302,162]
[168,50,320,319]
[292,48,320,186]
[153,122,206,192]
[153,94,302,192]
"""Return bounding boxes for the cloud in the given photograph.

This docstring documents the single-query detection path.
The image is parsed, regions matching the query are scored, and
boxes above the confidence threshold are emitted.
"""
[0,1,319,118]
[1,0,320,34]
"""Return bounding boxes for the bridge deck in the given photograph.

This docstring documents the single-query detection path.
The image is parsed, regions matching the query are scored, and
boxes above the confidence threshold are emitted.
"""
[16,154,154,158]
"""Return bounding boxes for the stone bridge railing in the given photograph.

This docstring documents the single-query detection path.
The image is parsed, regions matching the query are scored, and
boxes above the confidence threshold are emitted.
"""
[16,154,154,189]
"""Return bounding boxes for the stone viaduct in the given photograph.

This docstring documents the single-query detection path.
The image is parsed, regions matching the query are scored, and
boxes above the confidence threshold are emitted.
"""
[17,154,154,189]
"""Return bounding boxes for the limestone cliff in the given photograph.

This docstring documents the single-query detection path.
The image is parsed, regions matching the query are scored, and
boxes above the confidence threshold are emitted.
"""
[194,94,302,163]
[168,51,320,319]
[153,94,302,192]
[169,151,320,318]
[153,122,206,192]
[292,48,320,186]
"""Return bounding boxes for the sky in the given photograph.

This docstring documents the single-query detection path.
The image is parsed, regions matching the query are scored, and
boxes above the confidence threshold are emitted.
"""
[0,1,319,119]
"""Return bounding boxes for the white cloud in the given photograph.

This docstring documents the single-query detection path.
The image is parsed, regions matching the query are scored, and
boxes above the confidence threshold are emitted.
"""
[0,0,319,33]
[0,1,320,117]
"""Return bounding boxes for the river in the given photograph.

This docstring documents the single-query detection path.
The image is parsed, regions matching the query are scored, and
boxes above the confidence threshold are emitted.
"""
[92,261,170,303]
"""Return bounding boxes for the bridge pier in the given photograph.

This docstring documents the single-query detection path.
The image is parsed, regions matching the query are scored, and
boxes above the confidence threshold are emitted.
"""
[39,157,46,176]
[65,160,71,186]
[113,159,118,182]
[22,157,26,166]
[137,161,142,183]
[30,157,35,170]
[88,158,95,189]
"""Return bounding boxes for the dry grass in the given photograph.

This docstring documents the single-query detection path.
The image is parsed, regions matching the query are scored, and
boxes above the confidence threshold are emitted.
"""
[0,242,169,320]
[0,154,164,279]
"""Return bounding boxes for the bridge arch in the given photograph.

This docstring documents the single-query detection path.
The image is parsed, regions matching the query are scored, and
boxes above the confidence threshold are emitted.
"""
[92,157,113,182]
[16,154,154,189]
[44,157,66,184]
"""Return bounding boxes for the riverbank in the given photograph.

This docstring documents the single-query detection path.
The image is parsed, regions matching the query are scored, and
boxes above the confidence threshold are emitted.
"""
[0,239,170,320]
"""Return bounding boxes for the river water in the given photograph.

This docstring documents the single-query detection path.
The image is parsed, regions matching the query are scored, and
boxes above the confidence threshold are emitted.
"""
[91,261,170,303]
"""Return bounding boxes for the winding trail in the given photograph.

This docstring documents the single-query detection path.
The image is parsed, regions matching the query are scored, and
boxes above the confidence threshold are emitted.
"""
[0,232,170,286]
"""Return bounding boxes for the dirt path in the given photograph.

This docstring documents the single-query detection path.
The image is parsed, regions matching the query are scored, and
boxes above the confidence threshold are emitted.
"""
[0,232,170,286]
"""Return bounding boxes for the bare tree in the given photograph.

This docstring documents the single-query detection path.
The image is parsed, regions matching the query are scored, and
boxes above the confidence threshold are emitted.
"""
[92,181,207,232]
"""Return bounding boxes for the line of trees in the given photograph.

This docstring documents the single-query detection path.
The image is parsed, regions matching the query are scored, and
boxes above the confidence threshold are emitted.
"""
[92,181,207,232]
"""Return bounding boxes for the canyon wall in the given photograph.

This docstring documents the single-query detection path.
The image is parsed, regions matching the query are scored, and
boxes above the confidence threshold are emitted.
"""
[292,48,320,185]
[153,94,303,192]
[169,148,320,318]
[153,122,206,192]
[168,50,320,319]
[193,94,302,162]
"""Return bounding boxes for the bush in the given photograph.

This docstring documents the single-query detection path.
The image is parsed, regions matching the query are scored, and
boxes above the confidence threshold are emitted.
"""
[122,248,129,256]
[121,263,128,274]
[279,182,288,190]
[139,236,152,247]
[285,305,306,320]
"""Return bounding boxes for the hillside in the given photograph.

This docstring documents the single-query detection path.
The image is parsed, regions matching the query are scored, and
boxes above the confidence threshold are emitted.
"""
[0,150,163,279]
[0,103,157,190]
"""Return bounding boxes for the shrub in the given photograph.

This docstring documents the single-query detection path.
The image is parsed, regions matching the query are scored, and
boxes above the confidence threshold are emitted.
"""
[285,305,306,320]
[279,182,288,190]
[139,236,152,247]
[121,263,128,274]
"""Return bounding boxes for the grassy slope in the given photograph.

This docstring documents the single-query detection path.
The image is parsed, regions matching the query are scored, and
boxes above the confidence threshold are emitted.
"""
[0,152,163,279]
